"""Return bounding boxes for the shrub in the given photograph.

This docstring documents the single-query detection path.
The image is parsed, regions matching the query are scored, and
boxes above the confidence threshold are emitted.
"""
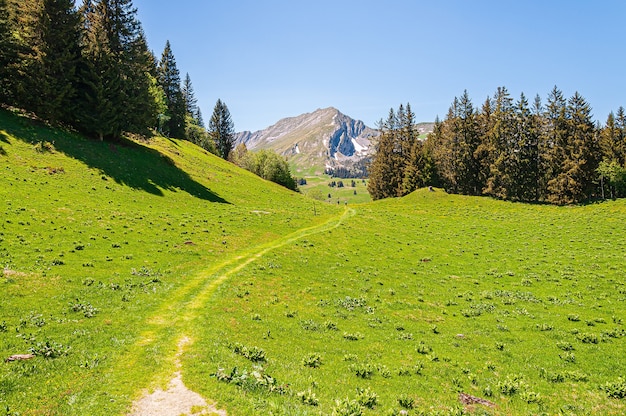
[213,366,286,394]
[556,341,574,351]
[350,362,375,379]
[332,398,362,416]
[297,389,319,406]
[343,332,363,341]
[69,300,99,318]
[324,320,338,330]
[302,353,322,368]
[397,394,415,409]
[356,387,378,409]
[337,296,367,311]
[30,340,70,359]
[497,374,527,396]
[300,319,319,331]
[231,342,267,362]
[520,391,542,404]
[600,377,626,399]
[576,332,599,344]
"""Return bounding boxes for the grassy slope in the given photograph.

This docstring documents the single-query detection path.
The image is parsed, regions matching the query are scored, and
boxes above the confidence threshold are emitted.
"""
[0,108,341,415]
[190,190,626,415]
[2,107,626,415]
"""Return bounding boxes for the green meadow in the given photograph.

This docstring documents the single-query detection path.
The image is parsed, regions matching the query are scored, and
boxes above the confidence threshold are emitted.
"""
[1,108,626,415]
[299,175,372,205]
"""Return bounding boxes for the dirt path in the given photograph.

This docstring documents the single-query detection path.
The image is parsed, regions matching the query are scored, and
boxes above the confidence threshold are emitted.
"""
[126,209,355,415]
[128,337,226,416]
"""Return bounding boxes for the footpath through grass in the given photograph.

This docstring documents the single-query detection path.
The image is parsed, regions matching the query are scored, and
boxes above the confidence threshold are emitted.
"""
[0,109,341,415]
[187,189,626,415]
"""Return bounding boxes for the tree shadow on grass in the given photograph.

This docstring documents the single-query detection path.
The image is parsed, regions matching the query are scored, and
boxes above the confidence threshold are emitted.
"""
[1,110,229,203]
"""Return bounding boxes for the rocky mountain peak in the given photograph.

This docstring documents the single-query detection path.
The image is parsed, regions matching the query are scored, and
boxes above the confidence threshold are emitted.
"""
[235,108,379,175]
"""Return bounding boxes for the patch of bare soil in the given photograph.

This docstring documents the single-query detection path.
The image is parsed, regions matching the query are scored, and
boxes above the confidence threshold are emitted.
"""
[128,337,226,416]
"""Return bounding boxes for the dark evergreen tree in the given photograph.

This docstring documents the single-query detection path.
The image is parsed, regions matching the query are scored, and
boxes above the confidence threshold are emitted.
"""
[195,107,205,128]
[157,40,186,138]
[542,86,569,201]
[78,0,154,139]
[367,128,402,200]
[367,108,403,199]
[615,107,626,169]
[450,91,481,195]
[209,99,235,160]
[28,0,82,123]
[484,87,515,199]
[600,112,620,163]
[546,91,599,204]
[10,0,41,110]
[182,72,198,117]
[0,0,18,103]
[514,93,541,201]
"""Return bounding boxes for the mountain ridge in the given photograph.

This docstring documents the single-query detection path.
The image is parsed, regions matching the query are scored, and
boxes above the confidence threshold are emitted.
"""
[235,107,434,176]
[235,107,379,176]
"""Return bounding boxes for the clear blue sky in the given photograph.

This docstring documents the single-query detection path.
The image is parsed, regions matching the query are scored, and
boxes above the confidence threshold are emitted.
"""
[134,0,626,132]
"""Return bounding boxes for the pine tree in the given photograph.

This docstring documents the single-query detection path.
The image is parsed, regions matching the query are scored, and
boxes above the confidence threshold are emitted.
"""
[453,91,481,195]
[545,91,599,204]
[182,73,198,117]
[209,99,235,160]
[367,128,402,200]
[195,107,205,128]
[484,87,515,199]
[0,0,18,104]
[78,0,154,139]
[613,106,626,166]
[542,86,569,202]
[29,0,82,123]
[10,0,42,110]
[157,40,186,138]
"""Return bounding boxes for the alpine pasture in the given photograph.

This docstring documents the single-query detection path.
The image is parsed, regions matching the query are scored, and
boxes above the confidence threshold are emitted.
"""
[1,109,626,415]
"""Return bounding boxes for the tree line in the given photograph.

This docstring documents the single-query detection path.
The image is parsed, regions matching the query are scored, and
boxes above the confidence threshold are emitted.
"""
[0,0,236,160]
[368,87,626,204]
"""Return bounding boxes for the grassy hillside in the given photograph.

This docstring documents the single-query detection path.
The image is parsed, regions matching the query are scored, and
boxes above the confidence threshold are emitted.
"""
[188,190,626,415]
[2,107,626,415]
[0,108,341,415]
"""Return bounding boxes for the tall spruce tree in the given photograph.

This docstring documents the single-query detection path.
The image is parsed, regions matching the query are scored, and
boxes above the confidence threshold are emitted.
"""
[78,0,154,139]
[28,0,82,124]
[182,73,198,117]
[484,86,516,199]
[542,86,569,202]
[545,91,599,204]
[0,0,18,104]
[157,40,186,138]
[209,99,235,160]
[454,91,481,195]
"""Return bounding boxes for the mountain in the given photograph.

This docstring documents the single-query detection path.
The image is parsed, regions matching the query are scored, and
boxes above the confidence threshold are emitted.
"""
[235,107,379,176]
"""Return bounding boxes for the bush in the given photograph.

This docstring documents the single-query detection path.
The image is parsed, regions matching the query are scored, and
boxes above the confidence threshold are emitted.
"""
[231,342,267,362]
[69,300,99,318]
[332,398,362,416]
[30,340,70,359]
[297,389,319,406]
[397,394,415,409]
[601,377,626,399]
[350,362,375,379]
[356,387,378,409]
[302,353,322,368]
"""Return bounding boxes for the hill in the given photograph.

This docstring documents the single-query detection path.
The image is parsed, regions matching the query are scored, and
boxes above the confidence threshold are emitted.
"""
[0,108,340,415]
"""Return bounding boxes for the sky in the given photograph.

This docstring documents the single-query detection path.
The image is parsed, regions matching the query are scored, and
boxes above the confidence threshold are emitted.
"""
[133,0,626,132]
